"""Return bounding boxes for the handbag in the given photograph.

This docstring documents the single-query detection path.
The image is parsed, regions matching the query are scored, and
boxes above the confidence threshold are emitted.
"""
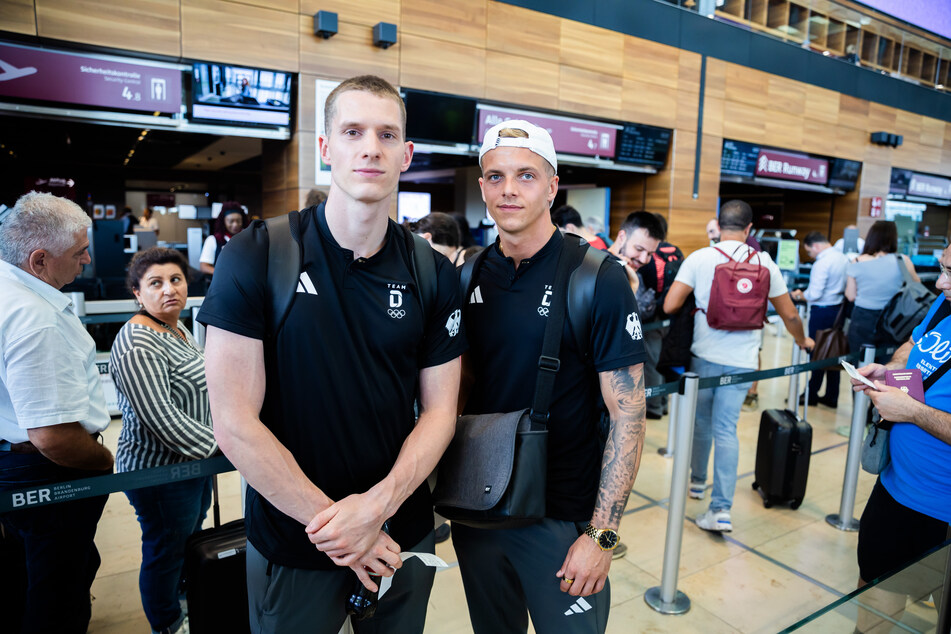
[812,304,848,361]
[861,300,951,474]
[432,238,579,529]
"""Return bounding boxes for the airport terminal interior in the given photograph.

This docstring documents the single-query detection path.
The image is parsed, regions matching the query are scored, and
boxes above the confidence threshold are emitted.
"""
[1,0,951,632]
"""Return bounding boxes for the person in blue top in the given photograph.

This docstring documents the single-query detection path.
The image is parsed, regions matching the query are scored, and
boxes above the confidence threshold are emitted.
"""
[850,245,951,631]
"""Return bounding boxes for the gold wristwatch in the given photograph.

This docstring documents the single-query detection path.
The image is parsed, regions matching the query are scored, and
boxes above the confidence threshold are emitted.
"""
[583,523,620,551]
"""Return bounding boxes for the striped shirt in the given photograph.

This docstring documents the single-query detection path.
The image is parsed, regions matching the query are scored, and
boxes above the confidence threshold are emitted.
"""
[110,321,217,472]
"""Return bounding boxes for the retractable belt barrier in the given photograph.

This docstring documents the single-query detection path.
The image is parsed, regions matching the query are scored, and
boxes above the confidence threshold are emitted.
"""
[0,345,899,515]
[0,454,234,514]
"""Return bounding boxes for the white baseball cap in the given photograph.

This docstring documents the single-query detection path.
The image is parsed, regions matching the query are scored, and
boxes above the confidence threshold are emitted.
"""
[479,119,557,174]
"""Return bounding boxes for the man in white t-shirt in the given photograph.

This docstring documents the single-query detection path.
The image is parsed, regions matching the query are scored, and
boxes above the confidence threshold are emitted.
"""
[0,192,114,632]
[663,199,813,532]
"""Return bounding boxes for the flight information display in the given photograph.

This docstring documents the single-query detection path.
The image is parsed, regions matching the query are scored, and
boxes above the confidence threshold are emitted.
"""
[615,124,672,167]
[720,139,761,177]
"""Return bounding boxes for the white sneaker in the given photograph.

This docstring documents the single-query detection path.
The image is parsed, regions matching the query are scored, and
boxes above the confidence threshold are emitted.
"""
[695,509,733,532]
[688,483,706,499]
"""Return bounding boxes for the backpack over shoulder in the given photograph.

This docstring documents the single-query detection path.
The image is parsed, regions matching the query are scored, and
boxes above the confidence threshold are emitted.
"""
[703,245,771,331]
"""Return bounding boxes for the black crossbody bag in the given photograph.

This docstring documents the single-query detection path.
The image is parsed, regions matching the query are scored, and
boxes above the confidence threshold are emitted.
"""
[862,300,951,474]
[432,239,579,529]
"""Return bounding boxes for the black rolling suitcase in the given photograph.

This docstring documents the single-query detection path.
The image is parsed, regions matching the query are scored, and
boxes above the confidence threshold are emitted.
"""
[184,476,251,634]
[751,403,812,510]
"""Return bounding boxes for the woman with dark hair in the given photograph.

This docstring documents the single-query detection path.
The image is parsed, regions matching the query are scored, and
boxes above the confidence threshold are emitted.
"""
[110,247,217,634]
[414,212,465,265]
[845,220,919,352]
[199,202,248,275]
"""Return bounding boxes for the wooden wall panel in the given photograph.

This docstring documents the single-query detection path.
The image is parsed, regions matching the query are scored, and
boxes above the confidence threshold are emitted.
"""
[921,116,945,148]
[701,95,723,139]
[767,77,806,116]
[559,20,623,76]
[702,58,726,100]
[722,101,767,142]
[608,179,646,237]
[867,102,897,132]
[299,0,400,28]
[299,16,399,85]
[804,84,840,124]
[483,51,559,110]
[486,2,560,62]
[400,34,485,99]
[675,88,700,133]
[297,75,317,133]
[723,62,768,108]
[644,168,672,224]
[834,124,868,161]
[678,50,703,95]
[401,0,486,49]
[558,66,621,120]
[838,94,869,131]
[36,0,180,56]
[765,109,803,149]
[622,36,680,89]
[1,0,37,35]
[621,77,677,130]
[802,118,839,156]
[239,0,296,12]
[831,188,860,246]
[182,0,299,71]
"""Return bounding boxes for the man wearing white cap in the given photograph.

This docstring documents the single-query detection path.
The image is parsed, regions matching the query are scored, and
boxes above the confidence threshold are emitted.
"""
[453,120,648,633]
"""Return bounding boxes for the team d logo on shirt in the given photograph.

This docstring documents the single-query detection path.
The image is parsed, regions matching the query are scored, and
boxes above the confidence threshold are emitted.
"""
[387,284,406,319]
[736,278,754,294]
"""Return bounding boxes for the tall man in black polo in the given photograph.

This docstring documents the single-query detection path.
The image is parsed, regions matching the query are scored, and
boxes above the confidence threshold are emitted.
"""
[199,75,465,632]
[453,120,647,633]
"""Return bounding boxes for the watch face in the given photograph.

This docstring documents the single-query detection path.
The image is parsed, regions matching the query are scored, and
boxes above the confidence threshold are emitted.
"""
[597,529,619,550]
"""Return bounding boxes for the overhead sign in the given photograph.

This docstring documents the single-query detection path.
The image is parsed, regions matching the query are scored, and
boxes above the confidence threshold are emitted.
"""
[0,42,181,114]
[476,105,618,159]
[755,149,828,184]
[908,173,951,201]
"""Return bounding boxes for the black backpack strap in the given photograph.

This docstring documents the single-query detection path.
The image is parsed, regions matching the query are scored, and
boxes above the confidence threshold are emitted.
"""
[264,210,302,337]
[402,225,436,318]
[530,235,589,424]
[567,242,608,353]
[922,300,951,392]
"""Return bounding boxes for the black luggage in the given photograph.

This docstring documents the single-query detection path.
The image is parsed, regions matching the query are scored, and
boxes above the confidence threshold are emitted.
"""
[751,408,812,509]
[184,476,251,633]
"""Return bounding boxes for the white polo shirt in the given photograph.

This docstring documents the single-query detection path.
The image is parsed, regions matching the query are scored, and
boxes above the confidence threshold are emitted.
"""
[674,240,788,369]
[0,260,110,443]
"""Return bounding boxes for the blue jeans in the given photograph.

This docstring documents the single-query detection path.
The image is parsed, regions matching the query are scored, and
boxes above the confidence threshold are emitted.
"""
[0,450,110,634]
[126,475,212,633]
[689,356,751,512]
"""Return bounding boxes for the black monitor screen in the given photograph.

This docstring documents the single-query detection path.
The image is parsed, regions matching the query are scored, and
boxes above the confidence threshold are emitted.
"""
[615,124,672,167]
[890,168,912,196]
[720,139,761,178]
[404,89,477,146]
[191,63,292,127]
[827,159,861,191]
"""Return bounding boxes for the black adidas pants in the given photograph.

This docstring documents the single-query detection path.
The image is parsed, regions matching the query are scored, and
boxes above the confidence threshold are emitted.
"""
[452,518,611,634]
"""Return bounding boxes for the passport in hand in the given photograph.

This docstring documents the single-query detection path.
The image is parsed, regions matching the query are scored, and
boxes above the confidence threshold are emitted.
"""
[885,369,925,403]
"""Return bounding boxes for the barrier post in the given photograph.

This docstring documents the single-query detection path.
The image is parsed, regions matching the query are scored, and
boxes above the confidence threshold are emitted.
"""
[786,302,808,408]
[192,305,206,348]
[645,373,698,615]
[826,344,876,531]
[657,390,679,458]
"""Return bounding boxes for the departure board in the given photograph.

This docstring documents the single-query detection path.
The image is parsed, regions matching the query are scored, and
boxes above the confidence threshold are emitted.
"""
[615,124,672,167]
[720,140,761,177]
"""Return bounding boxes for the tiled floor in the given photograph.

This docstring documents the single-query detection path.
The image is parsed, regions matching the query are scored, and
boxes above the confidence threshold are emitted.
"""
[88,327,890,633]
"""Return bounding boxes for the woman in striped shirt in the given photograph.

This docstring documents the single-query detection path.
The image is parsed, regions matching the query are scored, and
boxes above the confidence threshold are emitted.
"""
[110,247,217,634]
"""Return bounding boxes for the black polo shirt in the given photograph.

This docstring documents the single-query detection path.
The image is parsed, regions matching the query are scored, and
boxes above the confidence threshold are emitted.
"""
[198,204,466,569]
[463,230,645,521]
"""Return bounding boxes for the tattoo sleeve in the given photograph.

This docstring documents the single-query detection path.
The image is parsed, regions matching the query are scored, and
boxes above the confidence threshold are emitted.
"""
[594,364,647,528]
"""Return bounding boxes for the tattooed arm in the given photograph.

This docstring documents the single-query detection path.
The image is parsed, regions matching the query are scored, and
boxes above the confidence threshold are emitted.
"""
[556,363,647,598]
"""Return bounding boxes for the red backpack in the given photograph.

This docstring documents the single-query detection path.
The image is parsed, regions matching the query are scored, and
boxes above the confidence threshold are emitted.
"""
[704,246,771,331]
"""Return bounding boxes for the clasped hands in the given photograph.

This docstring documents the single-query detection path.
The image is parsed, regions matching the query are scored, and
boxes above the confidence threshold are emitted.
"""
[305,492,401,591]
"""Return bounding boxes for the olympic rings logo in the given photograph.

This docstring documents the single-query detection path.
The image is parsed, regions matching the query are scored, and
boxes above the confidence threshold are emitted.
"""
[388,309,406,319]
[537,306,549,316]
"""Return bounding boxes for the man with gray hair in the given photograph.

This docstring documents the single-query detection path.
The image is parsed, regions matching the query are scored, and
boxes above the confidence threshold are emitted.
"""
[0,191,114,633]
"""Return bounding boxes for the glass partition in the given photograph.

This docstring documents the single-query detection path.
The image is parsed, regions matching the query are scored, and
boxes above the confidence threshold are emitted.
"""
[782,538,951,632]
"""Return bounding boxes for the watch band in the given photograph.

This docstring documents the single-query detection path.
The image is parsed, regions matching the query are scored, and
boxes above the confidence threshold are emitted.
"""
[584,523,620,550]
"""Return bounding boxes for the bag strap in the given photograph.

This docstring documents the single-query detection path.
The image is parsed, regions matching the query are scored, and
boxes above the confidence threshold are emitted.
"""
[923,301,951,392]
[895,254,916,287]
[402,225,436,317]
[264,210,302,337]
[530,237,577,425]
[567,244,609,353]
